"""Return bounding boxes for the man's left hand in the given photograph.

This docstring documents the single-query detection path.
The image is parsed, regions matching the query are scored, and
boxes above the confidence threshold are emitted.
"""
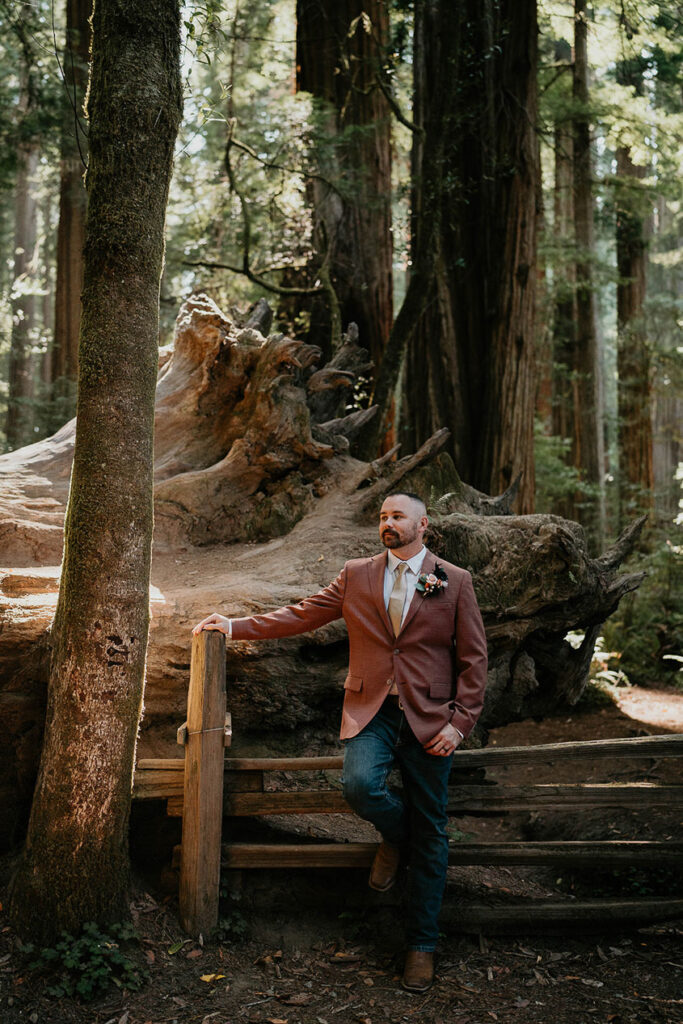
[423,722,462,757]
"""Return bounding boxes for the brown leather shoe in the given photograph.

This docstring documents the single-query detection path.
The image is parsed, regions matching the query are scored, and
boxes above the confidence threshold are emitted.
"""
[368,841,401,891]
[401,950,434,992]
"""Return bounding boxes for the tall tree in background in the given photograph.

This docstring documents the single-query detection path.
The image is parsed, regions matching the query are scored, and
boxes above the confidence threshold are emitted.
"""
[397,0,538,510]
[9,0,182,941]
[295,0,393,368]
[550,40,578,517]
[615,140,653,524]
[5,4,40,450]
[572,0,605,547]
[49,0,92,429]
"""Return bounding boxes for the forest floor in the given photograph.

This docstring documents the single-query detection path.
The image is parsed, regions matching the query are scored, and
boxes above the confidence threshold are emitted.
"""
[1,683,682,1024]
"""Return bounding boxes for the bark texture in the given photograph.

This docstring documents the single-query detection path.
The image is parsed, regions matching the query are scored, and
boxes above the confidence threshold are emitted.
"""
[50,0,92,429]
[399,0,538,512]
[572,0,605,548]
[8,0,182,942]
[293,0,393,369]
[5,5,40,450]
[0,296,645,865]
[550,47,578,519]
[616,147,653,524]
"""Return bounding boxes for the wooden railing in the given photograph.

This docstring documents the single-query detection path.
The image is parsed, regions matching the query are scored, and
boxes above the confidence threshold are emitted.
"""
[134,632,683,937]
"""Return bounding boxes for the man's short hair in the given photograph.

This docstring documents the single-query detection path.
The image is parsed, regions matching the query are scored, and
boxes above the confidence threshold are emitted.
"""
[384,491,427,515]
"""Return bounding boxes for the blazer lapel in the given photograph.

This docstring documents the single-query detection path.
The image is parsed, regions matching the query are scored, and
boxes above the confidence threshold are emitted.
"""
[368,552,394,638]
[400,549,436,634]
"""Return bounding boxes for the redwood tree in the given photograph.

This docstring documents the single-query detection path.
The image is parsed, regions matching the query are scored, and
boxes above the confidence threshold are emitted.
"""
[5,4,40,450]
[9,0,182,941]
[294,0,393,369]
[615,61,653,524]
[49,0,92,429]
[398,0,539,511]
[571,0,605,548]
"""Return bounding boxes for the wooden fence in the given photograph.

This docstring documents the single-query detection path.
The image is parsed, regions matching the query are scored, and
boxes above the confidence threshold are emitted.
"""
[133,631,683,937]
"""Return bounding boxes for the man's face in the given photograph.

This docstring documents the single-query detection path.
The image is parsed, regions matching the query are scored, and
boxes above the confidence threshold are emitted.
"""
[379,495,427,551]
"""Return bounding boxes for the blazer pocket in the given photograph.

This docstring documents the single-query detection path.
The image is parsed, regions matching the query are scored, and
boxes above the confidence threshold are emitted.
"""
[344,675,363,692]
[429,681,452,699]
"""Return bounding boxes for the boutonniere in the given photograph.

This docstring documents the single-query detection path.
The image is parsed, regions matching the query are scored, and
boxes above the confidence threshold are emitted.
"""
[416,562,449,597]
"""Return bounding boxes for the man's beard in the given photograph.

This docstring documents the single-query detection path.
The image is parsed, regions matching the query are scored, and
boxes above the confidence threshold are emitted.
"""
[381,525,418,549]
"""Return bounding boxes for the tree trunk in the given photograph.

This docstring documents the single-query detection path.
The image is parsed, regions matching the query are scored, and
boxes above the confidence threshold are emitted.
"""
[550,49,578,518]
[293,0,393,370]
[399,0,538,512]
[8,0,182,943]
[572,0,605,549]
[615,146,653,524]
[5,7,39,451]
[50,0,92,431]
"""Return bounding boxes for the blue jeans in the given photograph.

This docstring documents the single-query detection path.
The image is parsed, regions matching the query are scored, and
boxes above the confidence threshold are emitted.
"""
[342,698,452,951]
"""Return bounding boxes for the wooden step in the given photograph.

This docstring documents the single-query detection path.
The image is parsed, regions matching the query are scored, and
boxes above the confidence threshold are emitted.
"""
[136,732,683,787]
[214,839,683,870]
[441,898,683,934]
[147,781,683,816]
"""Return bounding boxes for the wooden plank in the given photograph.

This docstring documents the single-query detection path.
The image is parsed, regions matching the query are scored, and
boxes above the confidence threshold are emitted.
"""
[453,733,683,767]
[445,841,683,865]
[148,781,683,813]
[218,734,683,772]
[224,790,351,816]
[137,758,185,770]
[219,840,683,870]
[225,756,345,771]
[135,766,264,800]
[446,783,683,812]
[222,842,376,868]
[179,631,226,937]
[442,899,683,934]
[137,733,683,779]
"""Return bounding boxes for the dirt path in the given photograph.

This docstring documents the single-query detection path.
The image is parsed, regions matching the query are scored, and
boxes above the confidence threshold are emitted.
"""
[1,686,682,1024]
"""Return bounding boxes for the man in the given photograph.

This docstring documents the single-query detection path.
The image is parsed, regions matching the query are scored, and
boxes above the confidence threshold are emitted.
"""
[193,492,487,991]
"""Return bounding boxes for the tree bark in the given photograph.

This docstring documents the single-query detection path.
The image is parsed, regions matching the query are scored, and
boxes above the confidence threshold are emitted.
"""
[616,146,653,524]
[550,49,578,518]
[293,0,393,370]
[399,0,539,512]
[8,0,182,942]
[50,0,92,431]
[5,6,40,450]
[572,0,605,549]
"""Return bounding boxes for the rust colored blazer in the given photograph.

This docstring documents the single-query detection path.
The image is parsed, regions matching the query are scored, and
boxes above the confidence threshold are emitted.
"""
[230,549,488,744]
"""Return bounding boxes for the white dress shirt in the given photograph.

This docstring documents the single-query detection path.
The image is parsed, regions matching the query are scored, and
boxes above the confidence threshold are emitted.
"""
[383,546,427,626]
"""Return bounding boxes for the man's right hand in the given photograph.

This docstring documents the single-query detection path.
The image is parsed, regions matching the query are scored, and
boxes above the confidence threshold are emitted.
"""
[192,613,230,636]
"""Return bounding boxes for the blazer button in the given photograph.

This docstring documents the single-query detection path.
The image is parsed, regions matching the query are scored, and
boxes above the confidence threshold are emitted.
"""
[394,649,400,655]
[386,678,393,686]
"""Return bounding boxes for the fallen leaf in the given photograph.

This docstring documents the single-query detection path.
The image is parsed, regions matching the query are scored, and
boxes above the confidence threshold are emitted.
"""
[266,1019,289,1024]
[580,978,603,988]
[278,993,312,1006]
[200,973,226,983]
[186,949,203,959]
[144,950,155,964]
[363,977,374,986]
[168,939,191,955]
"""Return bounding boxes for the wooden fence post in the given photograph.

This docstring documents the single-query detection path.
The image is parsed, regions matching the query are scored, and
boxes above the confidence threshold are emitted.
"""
[179,630,226,936]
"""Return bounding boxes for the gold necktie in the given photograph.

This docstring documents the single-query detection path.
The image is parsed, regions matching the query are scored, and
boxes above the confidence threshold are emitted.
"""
[388,562,408,636]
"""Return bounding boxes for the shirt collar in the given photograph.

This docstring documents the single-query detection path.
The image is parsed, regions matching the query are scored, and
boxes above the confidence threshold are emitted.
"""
[387,545,426,576]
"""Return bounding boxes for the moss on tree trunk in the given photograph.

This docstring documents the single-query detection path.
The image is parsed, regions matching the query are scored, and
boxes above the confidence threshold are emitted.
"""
[8,0,182,942]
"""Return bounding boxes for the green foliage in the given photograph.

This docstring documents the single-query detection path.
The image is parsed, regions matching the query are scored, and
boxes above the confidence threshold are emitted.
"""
[533,419,583,513]
[22,921,148,1001]
[601,523,683,687]
[215,908,250,944]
